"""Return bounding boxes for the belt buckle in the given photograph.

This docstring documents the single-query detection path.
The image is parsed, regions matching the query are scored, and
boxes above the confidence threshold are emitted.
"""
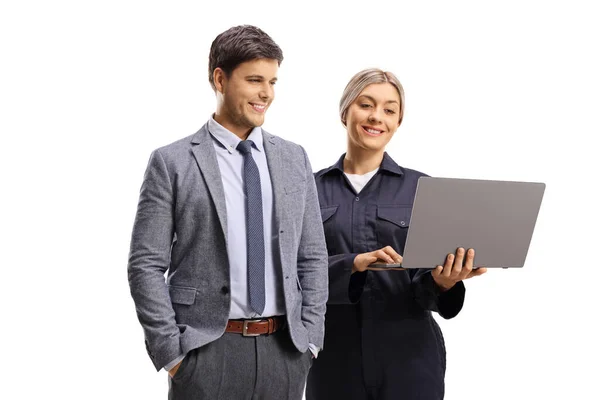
[242,320,260,337]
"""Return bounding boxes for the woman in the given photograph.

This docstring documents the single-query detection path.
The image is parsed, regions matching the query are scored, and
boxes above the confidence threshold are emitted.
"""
[305,69,487,400]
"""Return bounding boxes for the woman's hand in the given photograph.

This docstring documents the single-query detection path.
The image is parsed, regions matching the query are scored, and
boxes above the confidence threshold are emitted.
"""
[432,248,487,292]
[353,246,404,273]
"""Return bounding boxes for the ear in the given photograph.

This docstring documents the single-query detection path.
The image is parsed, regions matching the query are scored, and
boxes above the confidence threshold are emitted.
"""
[213,68,226,93]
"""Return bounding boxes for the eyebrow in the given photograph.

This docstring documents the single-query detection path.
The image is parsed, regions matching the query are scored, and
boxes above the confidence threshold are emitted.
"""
[358,95,399,105]
[245,75,278,82]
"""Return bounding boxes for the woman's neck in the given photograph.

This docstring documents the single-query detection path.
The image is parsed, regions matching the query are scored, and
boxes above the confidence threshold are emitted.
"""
[343,147,385,175]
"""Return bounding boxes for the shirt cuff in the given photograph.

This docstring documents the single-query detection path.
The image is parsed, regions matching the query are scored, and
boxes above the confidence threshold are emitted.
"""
[308,343,320,358]
[164,353,185,372]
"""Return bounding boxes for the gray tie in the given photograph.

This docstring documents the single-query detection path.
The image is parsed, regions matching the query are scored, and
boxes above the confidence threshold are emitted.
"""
[236,140,265,315]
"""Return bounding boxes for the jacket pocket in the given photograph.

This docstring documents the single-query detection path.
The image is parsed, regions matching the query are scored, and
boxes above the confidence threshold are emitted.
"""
[168,285,197,305]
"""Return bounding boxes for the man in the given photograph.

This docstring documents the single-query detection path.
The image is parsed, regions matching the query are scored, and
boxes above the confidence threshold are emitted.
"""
[128,25,328,399]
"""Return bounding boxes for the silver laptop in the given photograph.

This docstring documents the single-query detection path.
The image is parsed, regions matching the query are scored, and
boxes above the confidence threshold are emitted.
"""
[399,177,545,269]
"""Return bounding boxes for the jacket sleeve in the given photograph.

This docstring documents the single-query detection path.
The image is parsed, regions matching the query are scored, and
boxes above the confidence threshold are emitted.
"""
[127,149,182,371]
[296,148,330,350]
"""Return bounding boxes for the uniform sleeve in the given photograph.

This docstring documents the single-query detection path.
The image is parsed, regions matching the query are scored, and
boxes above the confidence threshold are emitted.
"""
[412,270,465,319]
[327,254,371,304]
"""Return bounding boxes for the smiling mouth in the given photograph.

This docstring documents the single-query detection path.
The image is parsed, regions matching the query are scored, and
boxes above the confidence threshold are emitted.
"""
[250,103,267,113]
[362,126,384,136]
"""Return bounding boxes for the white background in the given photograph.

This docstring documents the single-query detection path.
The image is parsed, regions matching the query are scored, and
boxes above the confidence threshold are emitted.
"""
[1,1,598,399]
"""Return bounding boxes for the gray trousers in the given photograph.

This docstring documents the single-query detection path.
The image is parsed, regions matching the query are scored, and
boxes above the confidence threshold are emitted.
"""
[168,330,313,400]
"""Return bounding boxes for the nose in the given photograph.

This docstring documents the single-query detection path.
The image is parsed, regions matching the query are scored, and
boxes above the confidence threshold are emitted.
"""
[259,82,274,101]
[368,107,383,124]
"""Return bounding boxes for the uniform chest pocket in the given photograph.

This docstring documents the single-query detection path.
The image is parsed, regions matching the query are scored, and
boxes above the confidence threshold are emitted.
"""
[320,206,338,222]
[376,205,412,252]
[320,205,339,255]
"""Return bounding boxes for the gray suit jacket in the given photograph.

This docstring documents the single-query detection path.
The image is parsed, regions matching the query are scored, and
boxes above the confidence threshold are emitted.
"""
[128,124,328,371]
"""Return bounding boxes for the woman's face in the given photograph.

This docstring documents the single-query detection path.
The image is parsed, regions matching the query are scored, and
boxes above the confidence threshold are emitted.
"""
[345,82,401,153]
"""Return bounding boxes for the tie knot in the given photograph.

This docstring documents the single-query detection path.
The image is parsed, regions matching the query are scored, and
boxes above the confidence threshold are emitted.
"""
[236,140,254,155]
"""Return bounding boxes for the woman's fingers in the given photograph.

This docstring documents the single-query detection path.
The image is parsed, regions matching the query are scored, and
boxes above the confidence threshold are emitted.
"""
[381,246,402,263]
[457,248,474,280]
[376,249,395,264]
[442,253,454,277]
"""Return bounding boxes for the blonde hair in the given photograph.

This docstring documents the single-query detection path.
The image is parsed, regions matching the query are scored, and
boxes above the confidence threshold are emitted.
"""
[339,68,405,126]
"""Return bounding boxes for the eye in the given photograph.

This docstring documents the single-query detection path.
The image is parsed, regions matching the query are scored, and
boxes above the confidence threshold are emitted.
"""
[385,109,396,115]
[248,78,261,83]
[359,103,372,108]
[270,81,277,86]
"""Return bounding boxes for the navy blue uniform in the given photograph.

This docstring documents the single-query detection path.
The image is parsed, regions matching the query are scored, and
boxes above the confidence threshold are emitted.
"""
[306,153,466,400]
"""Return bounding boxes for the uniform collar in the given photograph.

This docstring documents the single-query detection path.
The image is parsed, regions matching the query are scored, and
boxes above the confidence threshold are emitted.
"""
[321,152,404,176]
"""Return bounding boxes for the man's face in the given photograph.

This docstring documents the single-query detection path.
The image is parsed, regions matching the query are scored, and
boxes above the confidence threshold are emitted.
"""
[214,58,279,138]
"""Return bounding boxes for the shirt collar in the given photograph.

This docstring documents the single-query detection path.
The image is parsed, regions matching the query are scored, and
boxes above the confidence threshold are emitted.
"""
[207,115,264,154]
[321,152,404,176]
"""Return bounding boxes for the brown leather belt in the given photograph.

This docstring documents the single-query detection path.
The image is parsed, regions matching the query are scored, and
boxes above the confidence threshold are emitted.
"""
[225,316,286,337]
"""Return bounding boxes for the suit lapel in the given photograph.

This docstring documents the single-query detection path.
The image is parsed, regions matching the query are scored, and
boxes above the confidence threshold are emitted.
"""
[191,124,228,242]
[263,131,283,233]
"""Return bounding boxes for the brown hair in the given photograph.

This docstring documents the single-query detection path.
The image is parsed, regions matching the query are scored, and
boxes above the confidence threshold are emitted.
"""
[208,25,283,91]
